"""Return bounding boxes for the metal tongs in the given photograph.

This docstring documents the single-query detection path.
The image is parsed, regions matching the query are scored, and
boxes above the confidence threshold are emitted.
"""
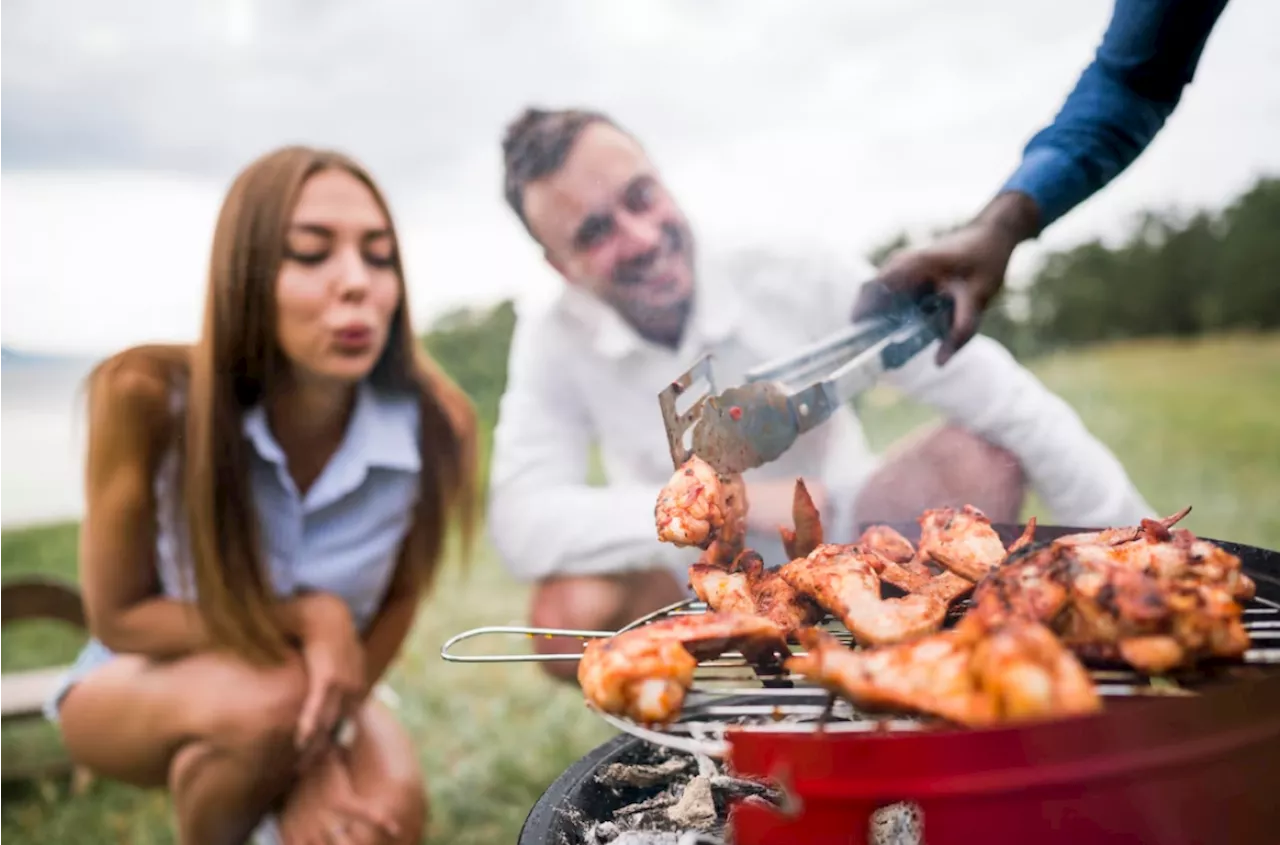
[659,292,953,474]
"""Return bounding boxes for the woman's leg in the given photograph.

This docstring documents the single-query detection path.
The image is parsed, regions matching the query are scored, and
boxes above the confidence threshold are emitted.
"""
[56,650,309,845]
[278,697,427,845]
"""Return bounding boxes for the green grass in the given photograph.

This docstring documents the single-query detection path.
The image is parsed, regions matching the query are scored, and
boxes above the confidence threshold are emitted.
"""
[3,332,1279,843]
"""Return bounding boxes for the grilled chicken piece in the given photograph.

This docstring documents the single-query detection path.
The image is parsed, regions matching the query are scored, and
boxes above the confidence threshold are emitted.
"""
[735,552,827,634]
[968,522,1252,674]
[779,478,824,561]
[778,545,948,646]
[688,562,756,616]
[1007,517,1038,555]
[786,618,1102,727]
[917,505,1009,582]
[689,551,825,635]
[578,612,790,726]
[1067,519,1255,603]
[1052,506,1192,549]
[857,524,977,605]
[969,543,1072,629]
[858,525,917,565]
[655,456,748,559]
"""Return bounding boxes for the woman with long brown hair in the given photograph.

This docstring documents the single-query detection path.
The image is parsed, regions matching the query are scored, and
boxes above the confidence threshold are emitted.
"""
[45,145,477,844]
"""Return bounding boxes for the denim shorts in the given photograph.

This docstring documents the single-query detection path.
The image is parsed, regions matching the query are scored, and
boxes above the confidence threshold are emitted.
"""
[43,637,118,723]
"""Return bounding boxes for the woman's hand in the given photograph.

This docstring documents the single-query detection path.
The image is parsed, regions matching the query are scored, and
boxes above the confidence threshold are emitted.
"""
[278,748,400,845]
[293,593,367,770]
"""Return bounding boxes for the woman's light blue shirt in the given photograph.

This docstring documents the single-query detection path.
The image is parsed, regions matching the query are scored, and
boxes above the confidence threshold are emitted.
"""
[45,380,423,720]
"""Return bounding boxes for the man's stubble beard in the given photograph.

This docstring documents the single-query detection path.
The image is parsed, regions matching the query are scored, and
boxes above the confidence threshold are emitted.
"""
[617,220,697,349]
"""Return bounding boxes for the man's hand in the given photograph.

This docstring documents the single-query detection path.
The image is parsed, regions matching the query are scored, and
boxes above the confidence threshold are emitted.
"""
[854,191,1040,365]
[293,593,367,771]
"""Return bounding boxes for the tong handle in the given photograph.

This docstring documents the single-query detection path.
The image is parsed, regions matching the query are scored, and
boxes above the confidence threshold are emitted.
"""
[439,625,615,663]
[440,599,700,663]
[881,293,954,368]
[747,293,953,390]
[750,294,953,437]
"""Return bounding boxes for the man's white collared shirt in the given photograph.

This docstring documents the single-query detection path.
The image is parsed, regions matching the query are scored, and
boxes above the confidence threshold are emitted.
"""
[486,252,1154,583]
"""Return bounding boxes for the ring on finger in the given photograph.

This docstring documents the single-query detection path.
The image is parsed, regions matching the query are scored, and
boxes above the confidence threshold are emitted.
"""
[332,716,358,749]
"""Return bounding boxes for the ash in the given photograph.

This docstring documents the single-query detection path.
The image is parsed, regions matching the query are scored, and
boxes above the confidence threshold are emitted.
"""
[573,744,921,845]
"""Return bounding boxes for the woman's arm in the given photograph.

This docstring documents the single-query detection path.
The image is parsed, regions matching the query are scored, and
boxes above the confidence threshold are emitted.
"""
[357,524,428,696]
[78,359,337,659]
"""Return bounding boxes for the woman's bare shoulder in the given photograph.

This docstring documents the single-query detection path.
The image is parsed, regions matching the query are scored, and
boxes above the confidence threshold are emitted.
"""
[86,344,190,449]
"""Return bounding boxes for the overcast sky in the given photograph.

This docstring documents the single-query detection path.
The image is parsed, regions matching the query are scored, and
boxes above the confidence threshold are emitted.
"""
[3,0,1279,355]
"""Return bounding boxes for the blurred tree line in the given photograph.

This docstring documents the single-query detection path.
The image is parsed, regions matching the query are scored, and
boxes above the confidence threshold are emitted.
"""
[422,176,1279,421]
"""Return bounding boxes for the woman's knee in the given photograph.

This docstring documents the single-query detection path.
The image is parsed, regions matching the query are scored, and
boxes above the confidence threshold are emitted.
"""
[351,704,429,843]
[197,652,309,755]
[381,770,428,844]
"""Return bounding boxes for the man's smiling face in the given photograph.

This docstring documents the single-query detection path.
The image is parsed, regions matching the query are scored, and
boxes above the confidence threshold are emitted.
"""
[521,122,696,347]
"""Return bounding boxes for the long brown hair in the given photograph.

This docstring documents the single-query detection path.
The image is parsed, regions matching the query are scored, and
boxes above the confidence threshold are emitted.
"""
[90,146,477,665]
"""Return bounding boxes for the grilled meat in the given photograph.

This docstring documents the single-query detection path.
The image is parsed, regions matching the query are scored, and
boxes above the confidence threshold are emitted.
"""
[968,514,1253,674]
[689,550,825,635]
[857,524,977,605]
[779,478,824,561]
[857,524,918,565]
[1066,518,1255,603]
[1052,506,1192,549]
[917,505,1009,582]
[736,552,827,634]
[786,617,1102,727]
[578,611,790,726]
[688,561,756,616]
[969,542,1072,629]
[655,455,747,558]
[778,544,948,646]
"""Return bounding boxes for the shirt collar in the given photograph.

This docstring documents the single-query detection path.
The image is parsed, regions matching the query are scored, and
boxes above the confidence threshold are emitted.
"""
[554,261,743,361]
[242,380,422,476]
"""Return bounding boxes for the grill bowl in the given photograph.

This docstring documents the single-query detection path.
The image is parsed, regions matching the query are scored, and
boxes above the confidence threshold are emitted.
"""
[521,525,1280,845]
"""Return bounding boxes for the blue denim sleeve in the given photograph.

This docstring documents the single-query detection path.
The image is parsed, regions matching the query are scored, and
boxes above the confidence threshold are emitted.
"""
[1001,0,1231,231]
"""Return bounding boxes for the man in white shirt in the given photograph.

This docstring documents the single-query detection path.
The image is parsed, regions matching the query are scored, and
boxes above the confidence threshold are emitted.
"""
[487,106,1154,682]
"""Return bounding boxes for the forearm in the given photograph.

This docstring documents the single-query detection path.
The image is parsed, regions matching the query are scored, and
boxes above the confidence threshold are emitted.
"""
[885,335,1155,526]
[358,592,418,696]
[1000,0,1228,232]
[487,481,691,581]
[95,592,331,660]
[91,596,214,658]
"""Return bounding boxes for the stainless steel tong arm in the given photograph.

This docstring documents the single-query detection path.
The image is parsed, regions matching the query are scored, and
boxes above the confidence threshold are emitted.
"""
[746,314,938,434]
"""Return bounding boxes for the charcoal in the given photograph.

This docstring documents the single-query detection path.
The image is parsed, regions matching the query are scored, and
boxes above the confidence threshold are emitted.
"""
[870,801,924,845]
[615,789,681,822]
[607,834,706,845]
[584,820,621,844]
[597,756,693,788]
[666,776,716,829]
[709,775,783,804]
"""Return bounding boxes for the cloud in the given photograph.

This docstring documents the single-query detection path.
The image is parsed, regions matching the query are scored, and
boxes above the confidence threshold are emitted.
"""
[3,0,1279,355]
[0,0,1136,186]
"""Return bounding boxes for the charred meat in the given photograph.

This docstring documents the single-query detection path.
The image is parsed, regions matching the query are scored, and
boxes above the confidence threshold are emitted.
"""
[688,551,825,635]
[786,617,1102,727]
[655,455,747,559]
[778,545,949,646]
[579,612,790,726]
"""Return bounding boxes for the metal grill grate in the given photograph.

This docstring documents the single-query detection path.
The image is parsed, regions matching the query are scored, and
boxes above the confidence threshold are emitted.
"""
[442,590,1280,759]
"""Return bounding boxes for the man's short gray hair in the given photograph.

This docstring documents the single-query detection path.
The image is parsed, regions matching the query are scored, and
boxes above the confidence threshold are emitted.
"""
[501,106,621,237]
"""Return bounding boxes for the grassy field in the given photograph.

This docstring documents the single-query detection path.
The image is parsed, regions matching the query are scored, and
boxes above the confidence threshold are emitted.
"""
[3,332,1279,843]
